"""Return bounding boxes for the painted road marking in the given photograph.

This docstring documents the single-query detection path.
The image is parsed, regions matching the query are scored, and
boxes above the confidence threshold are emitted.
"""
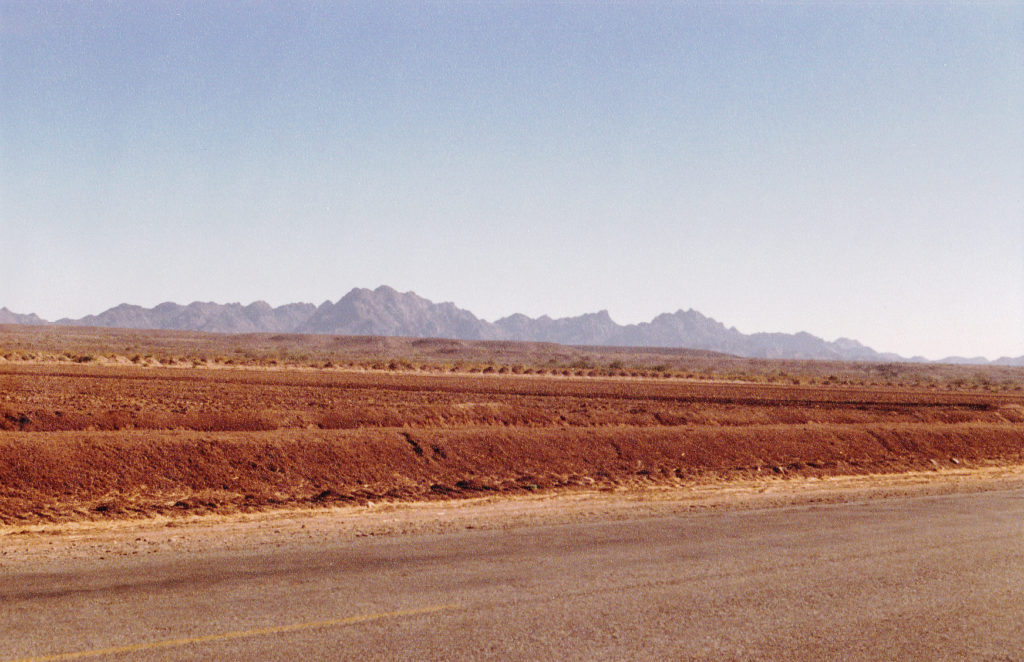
[7,604,456,662]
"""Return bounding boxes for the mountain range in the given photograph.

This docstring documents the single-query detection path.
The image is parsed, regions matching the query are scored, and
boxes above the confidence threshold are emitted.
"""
[2,286,1021,365]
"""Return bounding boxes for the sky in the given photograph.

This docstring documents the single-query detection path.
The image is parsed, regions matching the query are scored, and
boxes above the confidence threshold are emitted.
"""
[1,1,1022,360]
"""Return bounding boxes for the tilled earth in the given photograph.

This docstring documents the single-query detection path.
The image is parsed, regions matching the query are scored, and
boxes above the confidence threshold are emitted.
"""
[1,364,1022,523]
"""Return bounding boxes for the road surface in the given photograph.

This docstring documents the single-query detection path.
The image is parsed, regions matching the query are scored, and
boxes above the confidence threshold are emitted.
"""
[3,489,1023,661]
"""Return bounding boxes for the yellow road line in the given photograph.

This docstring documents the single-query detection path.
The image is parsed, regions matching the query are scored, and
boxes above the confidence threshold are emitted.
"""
[8,604,455,662]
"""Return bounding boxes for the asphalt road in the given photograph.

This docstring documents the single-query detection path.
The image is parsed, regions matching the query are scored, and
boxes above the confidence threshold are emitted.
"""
[3,489,1023,661]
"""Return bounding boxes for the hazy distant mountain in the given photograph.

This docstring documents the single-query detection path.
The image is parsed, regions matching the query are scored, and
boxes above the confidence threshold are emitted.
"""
[0,307,46,326]
[494,310,621,345]
[495,308,909,361]
[56,301,316,334]
[2,286,1018,365]
[935,355,996,366]
[299,286,502,340]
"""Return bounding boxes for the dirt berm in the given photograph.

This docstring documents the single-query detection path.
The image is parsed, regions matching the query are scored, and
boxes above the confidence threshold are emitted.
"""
[2,422,1022,524]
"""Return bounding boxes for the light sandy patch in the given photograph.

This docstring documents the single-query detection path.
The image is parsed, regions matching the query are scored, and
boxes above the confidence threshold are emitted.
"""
[3,463,1023,570]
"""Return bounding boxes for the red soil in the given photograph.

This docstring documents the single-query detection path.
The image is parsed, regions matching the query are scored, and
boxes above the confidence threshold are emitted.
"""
[1,364,1022,523]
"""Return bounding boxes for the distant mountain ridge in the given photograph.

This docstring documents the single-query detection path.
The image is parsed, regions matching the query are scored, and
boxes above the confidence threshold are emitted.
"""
[3,287,1021,365]
[57,301,318,335]
[0,308,47,326]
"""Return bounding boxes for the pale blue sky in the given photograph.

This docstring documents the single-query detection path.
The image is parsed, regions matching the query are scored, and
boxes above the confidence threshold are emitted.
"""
[2,1,1022,359]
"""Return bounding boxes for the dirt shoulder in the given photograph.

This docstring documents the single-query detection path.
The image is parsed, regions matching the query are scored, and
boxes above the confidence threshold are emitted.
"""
[4,464,1023,570]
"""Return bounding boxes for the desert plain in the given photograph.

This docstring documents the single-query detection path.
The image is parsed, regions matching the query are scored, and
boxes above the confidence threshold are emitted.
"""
[1,325,1022,526]
[3,326,1024,660]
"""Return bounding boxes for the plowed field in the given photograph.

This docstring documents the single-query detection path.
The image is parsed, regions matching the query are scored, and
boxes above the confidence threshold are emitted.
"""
[2,364,1022,523]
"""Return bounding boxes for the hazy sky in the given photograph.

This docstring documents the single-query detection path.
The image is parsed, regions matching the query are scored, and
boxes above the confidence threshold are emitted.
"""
[2,2,1022,360]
